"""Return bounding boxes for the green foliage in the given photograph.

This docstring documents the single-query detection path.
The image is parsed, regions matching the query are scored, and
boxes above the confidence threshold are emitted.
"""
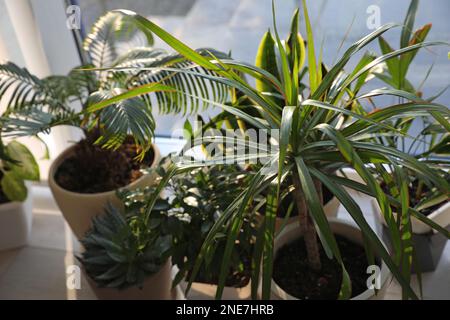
[166,165,258,289]
[0,140,39,202]
[0,11,229,154]
[115,0,450,300]
[368,0,449,228]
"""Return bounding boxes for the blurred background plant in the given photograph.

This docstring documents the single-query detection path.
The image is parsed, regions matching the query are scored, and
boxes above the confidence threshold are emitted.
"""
[0,139,39,202]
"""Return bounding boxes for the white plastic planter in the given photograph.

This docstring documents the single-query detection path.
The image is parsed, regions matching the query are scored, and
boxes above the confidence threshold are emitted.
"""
[0,189,33,251]
[371,199,450,235]
[372,199,450,272]
[48,144,161,240]
[270,218,391,300]
[87,259,173,300]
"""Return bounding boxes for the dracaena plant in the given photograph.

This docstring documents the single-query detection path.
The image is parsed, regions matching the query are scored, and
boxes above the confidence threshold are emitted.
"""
[0,11,228,155]
[102,0,450,300]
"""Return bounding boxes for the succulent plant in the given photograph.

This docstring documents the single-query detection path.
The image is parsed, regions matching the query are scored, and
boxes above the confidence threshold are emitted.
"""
[79,194,172,290]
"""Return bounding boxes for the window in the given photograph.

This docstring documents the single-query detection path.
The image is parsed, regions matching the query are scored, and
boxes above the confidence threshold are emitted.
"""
[74,0,449,138]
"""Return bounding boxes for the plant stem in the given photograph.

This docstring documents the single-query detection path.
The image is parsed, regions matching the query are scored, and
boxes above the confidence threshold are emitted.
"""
[292,171,322,271]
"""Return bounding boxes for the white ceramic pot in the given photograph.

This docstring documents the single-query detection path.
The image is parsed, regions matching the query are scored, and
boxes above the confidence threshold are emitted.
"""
[0,189,33,251]
[275,196,340,232]
[48,143,161,240]
[270,218,391,300]
[179,279,252,300]
[87,259,172,300]
[371,198,450,235]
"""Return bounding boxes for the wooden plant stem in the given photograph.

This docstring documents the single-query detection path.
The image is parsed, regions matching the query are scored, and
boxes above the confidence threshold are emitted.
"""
[292,171,322,271]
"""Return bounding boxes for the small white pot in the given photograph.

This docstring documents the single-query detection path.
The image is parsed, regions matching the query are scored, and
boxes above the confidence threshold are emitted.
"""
[0,189,33,251]
[87,259,172,300]
[270,218,391,300]
[371,198,450,235]
[49,143,161,240]
[179,279,252,300]
[275,196,340,232]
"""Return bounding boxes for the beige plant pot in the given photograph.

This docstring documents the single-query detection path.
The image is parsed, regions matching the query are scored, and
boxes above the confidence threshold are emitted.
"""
[275,196,340,232]
[0,188,33,251]
[179,279,252,300]
[87,259,172,300]
[48,143,161,240]
[270,218,391,300]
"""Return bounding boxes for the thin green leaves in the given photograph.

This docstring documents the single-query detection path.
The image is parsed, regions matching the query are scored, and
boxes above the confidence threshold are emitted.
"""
[279,106,296,187]
[302,0,319,94]
[271,0,293,105]
[261,185,277,299]
[400,0,419,49]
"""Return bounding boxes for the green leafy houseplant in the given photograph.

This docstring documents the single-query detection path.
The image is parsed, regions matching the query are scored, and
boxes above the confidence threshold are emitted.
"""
[165,164,258,292]
[96,0,450,300]
[366,0,449,276]
[0,140,39,202]
[370,0,449,213]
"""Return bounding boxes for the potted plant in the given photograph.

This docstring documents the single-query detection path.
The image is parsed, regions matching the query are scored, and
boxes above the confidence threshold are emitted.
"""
[112,0,450,300]
[165,164,257,299]
[79,185,174,300]
[0,12,229,239]
[0,139,39,250]
[365,0,450,273]
[270,218,391,300]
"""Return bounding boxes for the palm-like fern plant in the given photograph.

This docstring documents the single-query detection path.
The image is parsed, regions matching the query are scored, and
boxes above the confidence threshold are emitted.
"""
[103,1,450,300]
[0,11,228,154]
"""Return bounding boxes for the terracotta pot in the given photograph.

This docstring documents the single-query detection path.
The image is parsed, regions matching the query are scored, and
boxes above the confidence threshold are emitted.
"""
[0,188,33,250]
[275,196,340,232]
[179,279,251,300]
[48,143,161,240]
[270,218,391,300]
[87,259,172,300]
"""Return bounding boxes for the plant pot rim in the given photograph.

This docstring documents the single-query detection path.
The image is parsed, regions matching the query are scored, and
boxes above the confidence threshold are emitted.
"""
[180,278,252,300]
[48,143,160,198]
[271,217,391,300]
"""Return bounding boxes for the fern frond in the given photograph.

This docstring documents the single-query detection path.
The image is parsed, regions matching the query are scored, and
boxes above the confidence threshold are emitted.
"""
[88,90,155,153]
[1,107,80,137]
[124,48,230,114]
[83,11,154,68]
[42,65,98,104]
[0,62,50,112]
